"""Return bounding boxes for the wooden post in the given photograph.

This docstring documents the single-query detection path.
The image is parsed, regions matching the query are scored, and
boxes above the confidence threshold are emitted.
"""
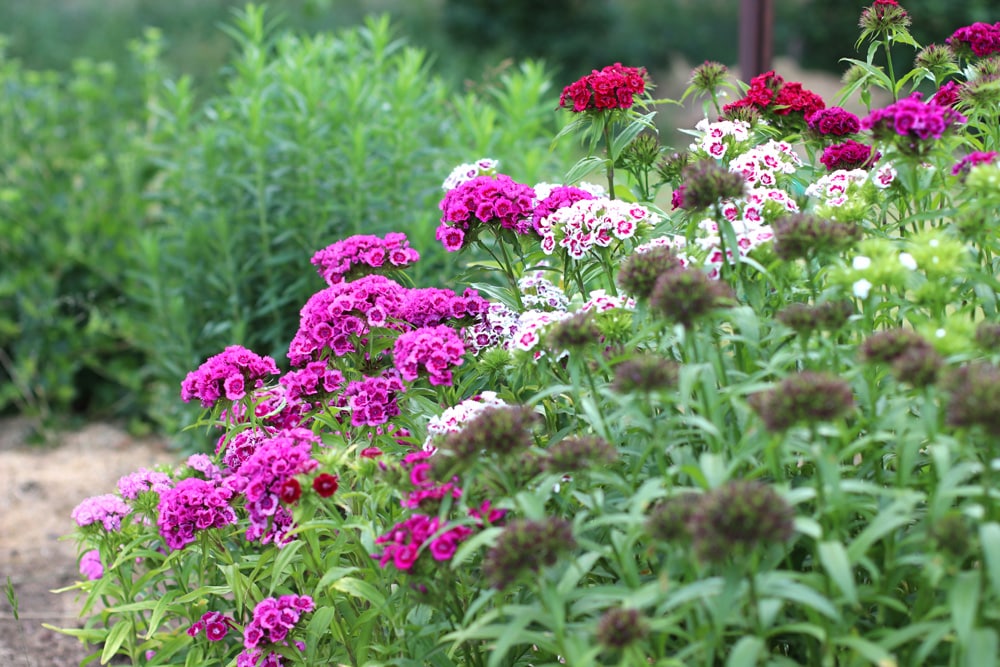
[739,0,774,79]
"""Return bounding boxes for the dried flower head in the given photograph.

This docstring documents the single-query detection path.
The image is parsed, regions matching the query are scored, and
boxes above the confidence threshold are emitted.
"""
[975,321,1000,349]
[611,354,680,394]
[545,311,600,353]
[645,493,701,543]
[617,246,683,299]
[777,300,854,334]
[649,267,735,328]
[543,435,618,472]
[438,405,540,462]
[678,161,748,211]
[596,607,650,649]
[687,480,795,563]
[689,60,729,95]
[914,43,958,78]
[772,213,862,260]
[945,362,1000,434]
[749,370,855,432]
[859,0,911,37]
[482,518,575,589]
[928,513,972,559]
[860,328,929,363]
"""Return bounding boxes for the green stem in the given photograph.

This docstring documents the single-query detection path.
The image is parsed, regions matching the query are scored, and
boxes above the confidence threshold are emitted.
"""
[882,34,898,102]
[603,116,616,199]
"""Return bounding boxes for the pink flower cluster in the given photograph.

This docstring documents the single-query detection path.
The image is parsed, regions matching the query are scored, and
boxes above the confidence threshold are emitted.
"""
[728,139,802,187]
[559,63,647,112]
[436,174,536,251]
[222,385,304,431]
[117,468,172,500]
[372,514,472,570]
[217,425,276,473]
[464,301,520,353]
[723,71,825,122]
[537,198,652,258]
[79,549,103,580]
[807,107,861,136]
[289,275,484,366]
[952,151,998,176]
[181,345,280,408]
[72,494,131,532]
[393,325,466,386]
[398,287,487,328]
[530,185,595,234]
[861,93,967,144]
[947,22,1000,58]
[340,372,406,427]
[279,362,345,405]
[227,429,320,547]
[310,232,420,286]
[518,273,569,311]
[690,118,752,160]
[930,81,962,108]
[156,478,237,550]
[820,140,879,171]
[187,611,235,642]
[237,595,313,667]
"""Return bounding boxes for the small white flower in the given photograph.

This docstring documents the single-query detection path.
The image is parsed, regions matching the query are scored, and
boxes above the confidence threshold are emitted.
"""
[930,239,940,248]
[898,252,917,270]
[853,256,872,271]
[935,328,946,338]
[853,279,873,299]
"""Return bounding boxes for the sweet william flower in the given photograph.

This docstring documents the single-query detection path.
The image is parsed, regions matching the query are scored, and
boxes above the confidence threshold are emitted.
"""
[559,63,647,112]
[312,473,339,497]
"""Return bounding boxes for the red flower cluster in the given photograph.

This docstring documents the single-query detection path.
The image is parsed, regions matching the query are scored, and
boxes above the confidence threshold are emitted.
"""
[820,140,879,171]
[947,22,1000,58]
[723,71,825,123]
[559,63,647,112]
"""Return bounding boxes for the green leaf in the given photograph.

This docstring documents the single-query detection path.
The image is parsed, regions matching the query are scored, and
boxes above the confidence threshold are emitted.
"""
[332,577,386,608]
[833,636,896,665]
[964,629,998,667]
[563,155,605,185]
[100,619,132,665]
[949,570,980,647]
[725,636,764,667]
[979,522,1000,598]
[818,541,859,607]
[609,111,656,161]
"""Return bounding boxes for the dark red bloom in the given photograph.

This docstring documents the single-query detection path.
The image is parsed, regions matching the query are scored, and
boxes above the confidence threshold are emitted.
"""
[360,446,383,458]
[559,63,647,112]
[773,82,826,118]
[807,107,861,136]
[279,478,302,504]
[312,473,339,498]
[930,81,963,108]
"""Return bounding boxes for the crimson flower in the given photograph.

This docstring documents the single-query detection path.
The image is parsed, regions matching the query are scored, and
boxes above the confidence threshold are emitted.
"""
[279,478,302,504]
[312,473,339,498]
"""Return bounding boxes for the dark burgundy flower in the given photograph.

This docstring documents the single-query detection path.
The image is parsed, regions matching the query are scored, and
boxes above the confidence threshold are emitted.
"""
[807,107,861,136]
[312,473,339,498]
[820,140,879,171]
[279,478,302,505]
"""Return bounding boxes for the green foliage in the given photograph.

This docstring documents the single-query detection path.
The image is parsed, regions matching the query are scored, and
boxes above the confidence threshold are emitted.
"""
[0,40,156,423]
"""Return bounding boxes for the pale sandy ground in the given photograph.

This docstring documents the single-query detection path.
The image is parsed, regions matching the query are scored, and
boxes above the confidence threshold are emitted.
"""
[0,418,171,667]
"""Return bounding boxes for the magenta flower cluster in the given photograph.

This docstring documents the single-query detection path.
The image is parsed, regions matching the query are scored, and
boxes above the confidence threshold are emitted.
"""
[861,92,967,145]
[807,107,861,136]
[156,477,237,550]
[237,595,313,667]
[397,287,487,328]
[436,174,536,251]
[279,361,345,405]
[72,494,131,532]
[820,140,879,171]
[947,22,1000,58]
[227,428,320,547]
[217,425,277,473]
[79,549,103,580]
[310,232,420,286]
[181,345,280,408]
[558,62,647,112]
[530,185,596,234]
[393,325,466,386]
[372,514,473,570]
[187,611,235,642]
[952,150,999,176]
[117,468,172,500]
[340,372,406,427]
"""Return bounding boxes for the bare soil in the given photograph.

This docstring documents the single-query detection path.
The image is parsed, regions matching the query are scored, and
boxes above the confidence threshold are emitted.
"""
[0,418,172,667]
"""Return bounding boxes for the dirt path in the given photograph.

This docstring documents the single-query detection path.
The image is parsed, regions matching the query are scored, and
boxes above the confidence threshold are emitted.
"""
[0,418,173,667]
